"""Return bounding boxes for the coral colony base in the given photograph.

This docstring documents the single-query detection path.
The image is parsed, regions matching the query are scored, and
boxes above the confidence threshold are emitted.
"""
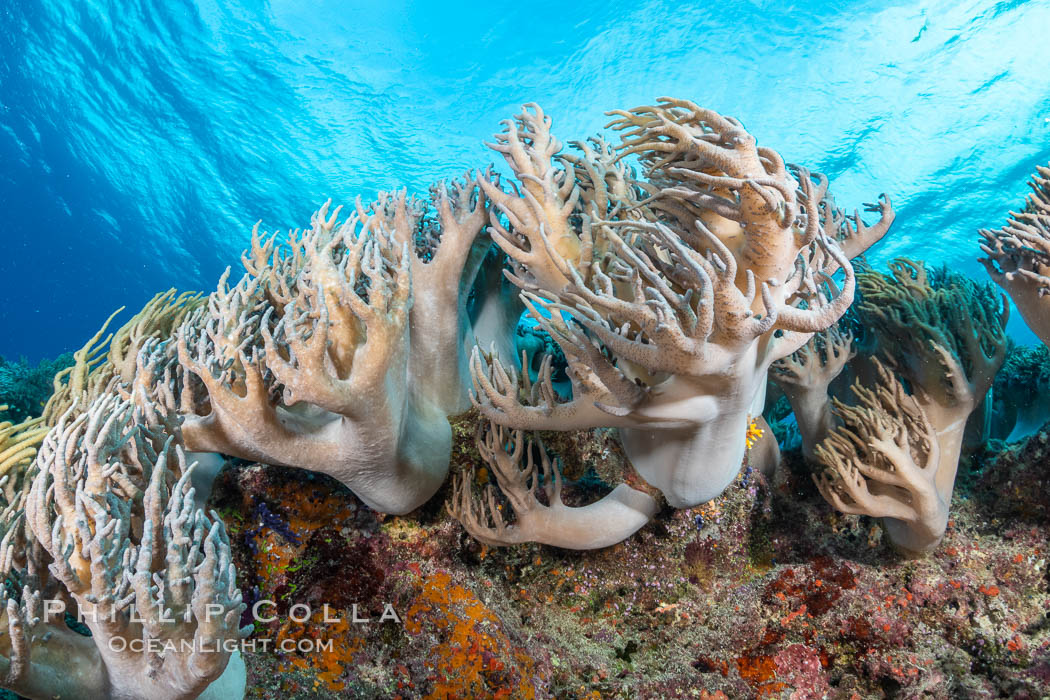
[2,98,1050,698]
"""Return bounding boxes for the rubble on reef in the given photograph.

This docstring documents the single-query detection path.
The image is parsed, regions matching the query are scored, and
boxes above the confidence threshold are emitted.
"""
[206,410,1050,699]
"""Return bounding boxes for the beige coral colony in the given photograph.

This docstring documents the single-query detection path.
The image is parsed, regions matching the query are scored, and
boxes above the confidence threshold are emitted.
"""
[5,95,1050,698]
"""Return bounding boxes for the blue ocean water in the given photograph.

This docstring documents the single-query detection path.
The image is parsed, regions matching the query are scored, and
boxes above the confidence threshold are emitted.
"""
[1,0,1049,360]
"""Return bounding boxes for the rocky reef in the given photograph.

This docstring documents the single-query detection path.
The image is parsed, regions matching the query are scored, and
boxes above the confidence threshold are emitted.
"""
[210,411,1050,699]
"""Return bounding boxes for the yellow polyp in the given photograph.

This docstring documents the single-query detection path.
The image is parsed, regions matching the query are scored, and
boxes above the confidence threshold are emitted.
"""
[744,417,764,450]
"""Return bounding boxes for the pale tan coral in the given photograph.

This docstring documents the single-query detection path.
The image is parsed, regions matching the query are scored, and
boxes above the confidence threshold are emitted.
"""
[1,393,247,699]
[477,104,594,292]
[472,99,894,518]
[817,262,1008,553]
[980,164,1050,346]
[449,420,657,549]
[356,178,513,413]
[814,362,948,554]
[856,260,1007,431]
[770,325,855,461]
[154,175,518,514]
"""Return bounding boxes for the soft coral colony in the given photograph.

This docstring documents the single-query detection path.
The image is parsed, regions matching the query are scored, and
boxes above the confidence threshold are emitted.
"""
[8,95,1046,698]
[459,99,893,542]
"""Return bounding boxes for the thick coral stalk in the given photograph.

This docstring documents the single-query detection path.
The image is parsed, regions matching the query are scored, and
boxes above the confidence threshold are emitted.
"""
[817,260,1008,554]
[814,363,948,553]
[173,224,446,514]
[355,175,501,415]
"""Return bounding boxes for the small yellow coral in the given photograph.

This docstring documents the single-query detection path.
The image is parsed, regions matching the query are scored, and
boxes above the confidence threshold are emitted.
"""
[745,417,764,450]
[0,408,48,499]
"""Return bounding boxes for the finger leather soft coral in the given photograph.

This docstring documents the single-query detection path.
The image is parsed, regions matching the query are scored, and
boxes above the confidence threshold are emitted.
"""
[980,163,1050,346]
[470,98,894,522]
[770,324,855,462]
[448,420,657,549]
[149,174,520,515]
[815,260,1008,553]
[78,99,899,556]
[814,361,952,556]
[0,392,249,700]
[993,342,1050,441]
[42,289,204,426]
[0,410,47,499]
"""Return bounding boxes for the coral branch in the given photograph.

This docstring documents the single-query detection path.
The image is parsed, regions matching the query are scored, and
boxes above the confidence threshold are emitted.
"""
[817,260,1008,553]
[478,104,590,292]
[771,325,855,461]
[980,163,1050,346]
[43,290,204,425]
[449,422,657,549]
[814,362,947,553]
[161,180,514,514]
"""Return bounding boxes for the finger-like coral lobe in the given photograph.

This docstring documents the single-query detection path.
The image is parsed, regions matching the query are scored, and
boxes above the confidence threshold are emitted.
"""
[43,289,204,425]
[0,411,47,498]
[449,421,657,549]
[770,325,855,462]
[814,362,950,554]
